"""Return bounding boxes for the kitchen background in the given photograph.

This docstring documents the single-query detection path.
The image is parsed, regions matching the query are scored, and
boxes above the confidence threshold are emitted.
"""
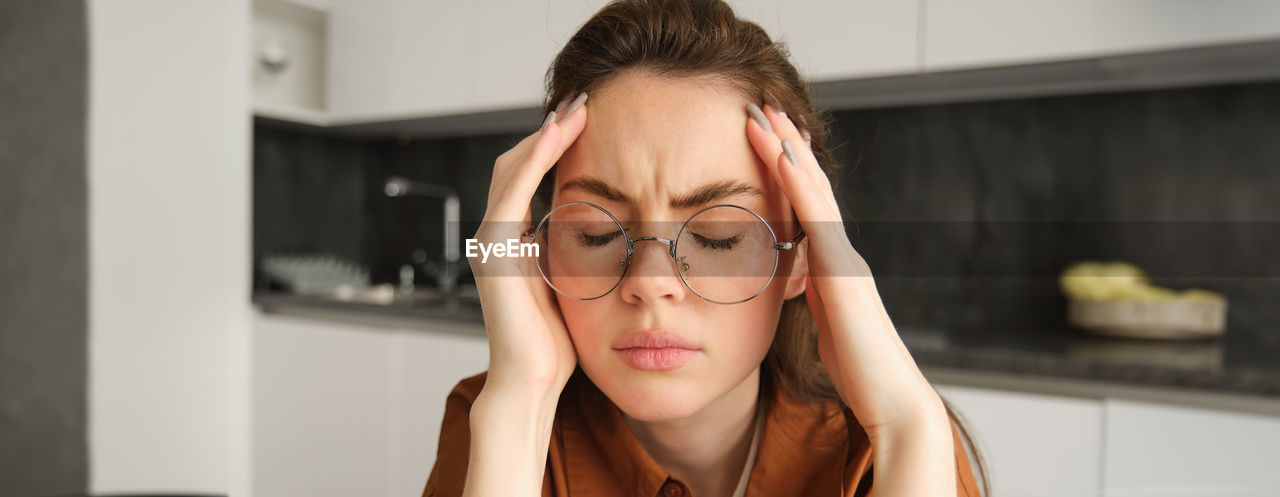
[5,1,1280,497]
[254,80,1280,332]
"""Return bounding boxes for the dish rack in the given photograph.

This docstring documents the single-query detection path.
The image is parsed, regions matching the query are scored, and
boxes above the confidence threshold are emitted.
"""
[260,252,370,297]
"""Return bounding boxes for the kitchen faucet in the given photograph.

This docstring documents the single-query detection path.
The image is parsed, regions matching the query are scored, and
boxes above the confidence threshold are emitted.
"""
[384,176,461,294]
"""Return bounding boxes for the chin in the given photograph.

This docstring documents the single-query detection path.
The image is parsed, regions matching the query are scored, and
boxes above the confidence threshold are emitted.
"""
[584,362,710,421]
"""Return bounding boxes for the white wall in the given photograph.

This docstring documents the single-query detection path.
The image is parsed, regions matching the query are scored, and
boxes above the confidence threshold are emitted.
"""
[88,0,251,495]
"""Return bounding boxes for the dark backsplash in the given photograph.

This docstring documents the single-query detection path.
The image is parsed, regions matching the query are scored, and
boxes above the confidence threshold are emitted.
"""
[253,80,1280,334]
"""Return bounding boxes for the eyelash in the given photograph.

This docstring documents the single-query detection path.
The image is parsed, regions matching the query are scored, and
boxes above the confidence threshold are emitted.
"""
[578,230,623,247]
[691,233,742,250]
[577,230,741,250]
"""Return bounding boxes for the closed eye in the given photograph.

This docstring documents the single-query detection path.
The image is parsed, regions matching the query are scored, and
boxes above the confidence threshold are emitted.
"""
[578,230,623,247]
[691,232,742,250]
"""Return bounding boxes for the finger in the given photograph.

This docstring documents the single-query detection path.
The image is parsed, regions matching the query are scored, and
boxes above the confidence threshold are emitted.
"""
[747,122,841,244]
[491,93,590,223]
[745,107,840,225]
[487,114,562,223]
[550,92,589,164]
[753,128,870,285]
[774,144,843,228]
[762,105,836,198]
[763,106,840,217]
[745,102,787,194]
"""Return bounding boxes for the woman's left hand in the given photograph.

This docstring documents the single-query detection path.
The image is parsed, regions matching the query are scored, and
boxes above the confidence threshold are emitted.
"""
[743,103,947,439]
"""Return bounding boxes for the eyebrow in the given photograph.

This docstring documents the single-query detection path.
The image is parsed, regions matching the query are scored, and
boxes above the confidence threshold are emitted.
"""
[559,175,764,209]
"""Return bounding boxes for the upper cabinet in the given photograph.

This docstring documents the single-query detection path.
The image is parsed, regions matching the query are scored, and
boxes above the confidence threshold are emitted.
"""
[473,0,609,112]
[252,0,330,124]
[923,0,1280,71]
[256,0,1280,128]
[326,0,476,121]
[736,0,919,81]
[315,0,921,122]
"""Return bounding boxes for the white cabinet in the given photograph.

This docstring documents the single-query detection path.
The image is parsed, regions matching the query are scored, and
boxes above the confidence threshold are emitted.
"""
[263,0,1280,125]
[326,0,478,120]
[252,0,328,115]
[936,382,1280,497]
[736,0,919,81]
[935,384,1105,497]
[253,315,397,497]
[473,0,608,111]
[315,0,922,122]
[398,329,492,495]
[1102,399,1280,497]
[253,313,489,497]
[923,0,1280,71]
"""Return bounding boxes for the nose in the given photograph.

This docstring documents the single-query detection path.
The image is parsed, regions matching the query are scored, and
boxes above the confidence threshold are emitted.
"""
[617,235,688,305]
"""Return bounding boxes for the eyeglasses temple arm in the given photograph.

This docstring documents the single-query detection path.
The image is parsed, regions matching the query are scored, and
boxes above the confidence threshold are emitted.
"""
[775,228,806,250]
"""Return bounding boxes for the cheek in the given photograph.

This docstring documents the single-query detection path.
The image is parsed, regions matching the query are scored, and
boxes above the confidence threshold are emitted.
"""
[559,298,608,350]
[723,300,784,360]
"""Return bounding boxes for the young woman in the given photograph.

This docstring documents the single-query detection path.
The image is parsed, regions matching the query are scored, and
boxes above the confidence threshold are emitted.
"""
[424,1,986,496]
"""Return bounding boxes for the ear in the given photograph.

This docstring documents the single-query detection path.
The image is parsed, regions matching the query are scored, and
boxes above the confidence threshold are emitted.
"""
[782,238,808,300]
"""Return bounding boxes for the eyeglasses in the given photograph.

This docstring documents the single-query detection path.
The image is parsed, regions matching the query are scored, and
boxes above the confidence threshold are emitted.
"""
[520,202,805,304]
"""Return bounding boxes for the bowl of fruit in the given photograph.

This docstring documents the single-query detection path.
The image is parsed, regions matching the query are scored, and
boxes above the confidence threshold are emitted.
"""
[1059,261,1227,340]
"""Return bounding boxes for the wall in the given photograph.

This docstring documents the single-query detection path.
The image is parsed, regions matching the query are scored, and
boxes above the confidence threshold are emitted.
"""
[89,0,251,495]
[0,1,89,495]
[824,81,1280,333]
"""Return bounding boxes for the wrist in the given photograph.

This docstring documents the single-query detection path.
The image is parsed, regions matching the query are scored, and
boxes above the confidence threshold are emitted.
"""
[472,382,562,426]
[865,390,950,450]
[866,404,957,497]
[464,383,563,497]
[475,372,566,410]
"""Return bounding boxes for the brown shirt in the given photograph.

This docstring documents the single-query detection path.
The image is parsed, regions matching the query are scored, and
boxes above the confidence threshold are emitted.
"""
[423,370,983,497]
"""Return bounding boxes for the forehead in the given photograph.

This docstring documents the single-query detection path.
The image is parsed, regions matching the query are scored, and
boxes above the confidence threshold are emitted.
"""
[554,72,773,211]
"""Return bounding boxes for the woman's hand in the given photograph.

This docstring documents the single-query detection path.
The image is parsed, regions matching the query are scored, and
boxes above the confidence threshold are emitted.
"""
[744,103,957,496]
[462,94,589,497]
[470,93,589,404]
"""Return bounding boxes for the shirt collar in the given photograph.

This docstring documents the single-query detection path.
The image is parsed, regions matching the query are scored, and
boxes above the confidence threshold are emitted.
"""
[557,372,851,497]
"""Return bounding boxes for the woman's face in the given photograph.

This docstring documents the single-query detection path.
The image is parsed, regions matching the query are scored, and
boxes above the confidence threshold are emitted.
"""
[551,71,807,421]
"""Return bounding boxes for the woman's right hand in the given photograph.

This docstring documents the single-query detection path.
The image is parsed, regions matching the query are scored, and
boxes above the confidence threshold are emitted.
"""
[469,93,589,404]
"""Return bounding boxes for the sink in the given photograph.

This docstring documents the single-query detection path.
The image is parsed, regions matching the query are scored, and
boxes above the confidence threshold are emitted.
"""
[281,283,482,310]
[390,291,482,312]
[390,285,480,306]
[254,288,486,328]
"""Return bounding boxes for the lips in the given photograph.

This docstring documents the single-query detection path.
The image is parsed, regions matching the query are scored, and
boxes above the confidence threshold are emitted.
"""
[611,329,698,350]
[612,329,699,371]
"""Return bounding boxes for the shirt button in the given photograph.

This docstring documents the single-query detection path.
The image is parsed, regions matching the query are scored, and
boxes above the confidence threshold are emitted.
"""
[663,481,682,497]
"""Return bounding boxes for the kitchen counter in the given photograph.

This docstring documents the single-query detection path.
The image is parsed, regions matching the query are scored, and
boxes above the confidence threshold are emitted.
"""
[903,323,1280,396]
[253,292,485,337]
[254,292,1280,406]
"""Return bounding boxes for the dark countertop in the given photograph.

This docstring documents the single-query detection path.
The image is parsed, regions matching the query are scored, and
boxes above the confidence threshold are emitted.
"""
[253,292,485,336]
[900,323,1280,400]
[253,292,1280,401]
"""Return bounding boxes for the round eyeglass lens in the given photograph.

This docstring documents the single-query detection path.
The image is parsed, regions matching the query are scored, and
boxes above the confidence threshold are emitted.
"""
[534,202,628,300]
[675,205,779,304]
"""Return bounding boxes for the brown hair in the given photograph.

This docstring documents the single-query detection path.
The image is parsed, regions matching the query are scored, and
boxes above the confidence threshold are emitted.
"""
[536,0,987,492]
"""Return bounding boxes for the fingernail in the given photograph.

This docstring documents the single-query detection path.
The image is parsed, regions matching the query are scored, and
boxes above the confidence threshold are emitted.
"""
[563,92,588,119]
[555,95,572,114]
[781,139,798,166]
[746,102,771,132]
[778,110,788,120]
[541,110,556,131]
[801,129,812,144]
